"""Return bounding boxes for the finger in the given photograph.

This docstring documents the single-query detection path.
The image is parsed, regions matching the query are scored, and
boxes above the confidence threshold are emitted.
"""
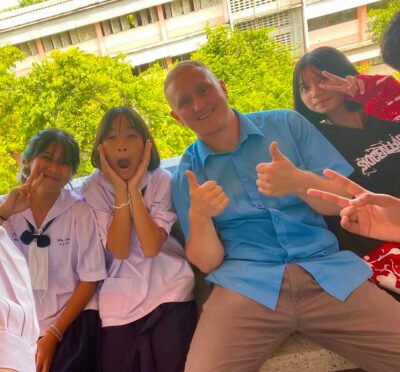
[350,192,396,208]
[30,172,44,194]
[322,169,366,197]
[269,142,285,161]
[213,190,228,205]
[217,195,230,211]
[25,165,41,186]
[306,188,350,208]
[185,170,199,192]
[357,78,365,95]
[42,357,51,372]
[345,76,358,97]
[98,145,110,170]
[340,215,360,235]
[321,70,343,83]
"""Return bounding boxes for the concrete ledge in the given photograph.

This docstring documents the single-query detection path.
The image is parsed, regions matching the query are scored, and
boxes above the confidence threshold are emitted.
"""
[261,332,357,372]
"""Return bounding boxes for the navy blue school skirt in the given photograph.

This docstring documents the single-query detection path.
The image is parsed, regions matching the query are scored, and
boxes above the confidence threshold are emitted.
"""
[101,301,197,372]
[49,309,101,372]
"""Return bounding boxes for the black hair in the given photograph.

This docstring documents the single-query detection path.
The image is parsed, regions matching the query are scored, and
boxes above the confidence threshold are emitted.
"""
[293,46,362,124]
[20,128,80,183]
[381,11,400,71]
[91,106,160,170]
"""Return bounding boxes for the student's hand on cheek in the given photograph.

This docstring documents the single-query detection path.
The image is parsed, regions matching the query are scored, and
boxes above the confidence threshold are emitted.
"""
[128,140,152,193]
[35,334,58,372]
[186,170,229,218]
[256,142,300,196]
[98,144,126,192]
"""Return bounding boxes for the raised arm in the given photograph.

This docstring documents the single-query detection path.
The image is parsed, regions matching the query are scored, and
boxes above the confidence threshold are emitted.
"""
[128,141,167,258]
[256,142,349,215]
[98,144,132,260]
[184,170,228,274]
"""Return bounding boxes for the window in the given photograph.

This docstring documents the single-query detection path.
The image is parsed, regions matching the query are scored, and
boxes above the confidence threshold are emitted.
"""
[41,25,96,52]
[229,0,275,14]
[132,58,168,76]
[235,11,290,30]
[101,7,159,36]
[308,8,357,32]
[162,0,222,19]
[15,40,38,57]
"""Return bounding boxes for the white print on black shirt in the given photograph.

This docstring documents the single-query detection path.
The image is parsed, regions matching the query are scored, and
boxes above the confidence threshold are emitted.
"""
[356,134,400,176]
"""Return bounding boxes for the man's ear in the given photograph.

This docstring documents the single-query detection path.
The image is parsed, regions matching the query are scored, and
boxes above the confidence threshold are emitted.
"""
[219,80,228,98]
[170,110,185,126]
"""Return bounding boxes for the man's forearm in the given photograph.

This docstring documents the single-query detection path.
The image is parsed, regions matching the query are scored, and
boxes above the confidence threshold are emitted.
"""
[186,211,224,274]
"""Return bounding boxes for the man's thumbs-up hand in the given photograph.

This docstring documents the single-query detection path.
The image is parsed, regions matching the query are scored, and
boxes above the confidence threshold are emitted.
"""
[185,170,229,218]
[256,142,301,196]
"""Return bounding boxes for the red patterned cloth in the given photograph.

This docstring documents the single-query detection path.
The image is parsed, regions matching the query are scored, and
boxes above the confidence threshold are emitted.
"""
[363,242,400,294]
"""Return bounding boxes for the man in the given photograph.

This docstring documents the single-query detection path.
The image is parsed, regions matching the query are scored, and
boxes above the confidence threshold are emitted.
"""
[164,60,400,372]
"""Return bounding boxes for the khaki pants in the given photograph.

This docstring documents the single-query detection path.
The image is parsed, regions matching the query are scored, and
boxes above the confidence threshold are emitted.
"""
[185,264,400,372]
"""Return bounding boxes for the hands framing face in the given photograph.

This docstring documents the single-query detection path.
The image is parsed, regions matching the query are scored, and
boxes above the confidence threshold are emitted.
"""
[98,140,152,194]
[307,169,400,242]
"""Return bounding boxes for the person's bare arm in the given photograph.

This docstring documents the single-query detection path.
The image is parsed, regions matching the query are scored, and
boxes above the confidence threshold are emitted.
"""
[308,169,400,241]
[184,170,228,273]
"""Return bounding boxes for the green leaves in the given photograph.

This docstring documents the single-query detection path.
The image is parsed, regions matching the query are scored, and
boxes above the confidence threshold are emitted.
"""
[192,26,295,113]
[0,27,295,194]
[368,0,400,42]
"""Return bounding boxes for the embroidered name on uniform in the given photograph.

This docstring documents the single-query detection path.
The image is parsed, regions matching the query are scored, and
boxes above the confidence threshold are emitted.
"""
[57,237,70,246]
[356,134,400,176]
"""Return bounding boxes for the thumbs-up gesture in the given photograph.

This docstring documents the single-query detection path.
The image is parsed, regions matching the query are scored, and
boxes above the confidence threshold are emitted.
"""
[186,170,229,218]
[256,142,300,196]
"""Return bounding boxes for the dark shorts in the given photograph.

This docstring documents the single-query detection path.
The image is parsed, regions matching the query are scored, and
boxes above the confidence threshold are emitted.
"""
[101,301,197,372]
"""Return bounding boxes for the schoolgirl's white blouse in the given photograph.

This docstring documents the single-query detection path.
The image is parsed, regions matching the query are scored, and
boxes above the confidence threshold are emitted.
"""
[0,226,39,372]
[81,168,194,327]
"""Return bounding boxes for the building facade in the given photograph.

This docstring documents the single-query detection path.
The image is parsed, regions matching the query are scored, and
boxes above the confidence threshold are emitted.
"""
[0,0,391,75]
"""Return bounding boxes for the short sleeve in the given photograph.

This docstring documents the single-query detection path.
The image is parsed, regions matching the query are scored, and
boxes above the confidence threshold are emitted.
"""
[73,202,107,282]
[145,169,177,234]
[286,110,354,177]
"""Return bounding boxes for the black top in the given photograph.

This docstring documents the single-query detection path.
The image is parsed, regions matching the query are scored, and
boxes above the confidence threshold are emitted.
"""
[315,116,400,301]
[315,116,400,197]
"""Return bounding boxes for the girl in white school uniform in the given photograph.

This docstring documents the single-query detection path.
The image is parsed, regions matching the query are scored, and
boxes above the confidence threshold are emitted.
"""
[0,226,39,372]
[0,129,106,372]
[81,106,196,372]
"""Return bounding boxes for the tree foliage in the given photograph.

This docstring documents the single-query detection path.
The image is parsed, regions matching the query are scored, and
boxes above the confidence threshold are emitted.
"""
[0,26,296,194]
[368,0,400,42]
[192,25,295,113]
[18,0,48,7]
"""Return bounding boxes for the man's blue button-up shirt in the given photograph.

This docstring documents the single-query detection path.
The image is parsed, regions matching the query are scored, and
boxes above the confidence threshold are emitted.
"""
[172,109,372,310]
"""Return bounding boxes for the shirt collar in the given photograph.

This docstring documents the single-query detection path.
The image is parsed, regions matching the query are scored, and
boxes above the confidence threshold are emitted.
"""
[196,109,264,166]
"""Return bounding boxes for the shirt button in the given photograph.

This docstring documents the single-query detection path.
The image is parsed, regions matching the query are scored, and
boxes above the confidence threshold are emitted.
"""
[275,217,280,223]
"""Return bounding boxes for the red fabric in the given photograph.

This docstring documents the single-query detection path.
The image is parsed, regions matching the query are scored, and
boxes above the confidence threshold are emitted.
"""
[363,242,400,294]
[347,75,400,123]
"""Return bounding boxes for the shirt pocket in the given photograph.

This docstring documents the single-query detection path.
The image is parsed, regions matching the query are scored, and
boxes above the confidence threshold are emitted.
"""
[99,277,147,319]
[0,297,25,337]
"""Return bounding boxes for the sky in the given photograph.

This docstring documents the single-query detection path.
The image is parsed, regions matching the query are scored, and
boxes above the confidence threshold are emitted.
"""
[0,0,20,11]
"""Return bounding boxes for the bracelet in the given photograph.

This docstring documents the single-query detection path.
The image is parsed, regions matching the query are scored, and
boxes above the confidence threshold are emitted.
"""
[46,324,63,342]
[113,194,131,210]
